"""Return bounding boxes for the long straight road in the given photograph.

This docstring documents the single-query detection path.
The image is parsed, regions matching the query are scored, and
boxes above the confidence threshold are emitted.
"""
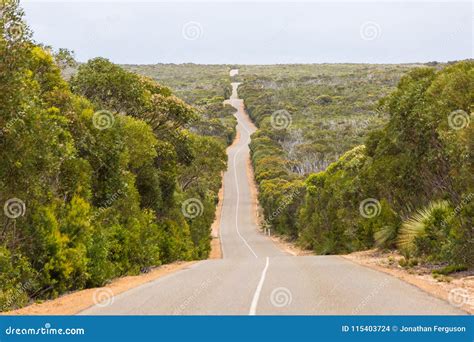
[80,72,465,315]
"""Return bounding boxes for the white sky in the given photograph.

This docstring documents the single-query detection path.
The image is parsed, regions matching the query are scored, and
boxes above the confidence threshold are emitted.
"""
[21,0,473,64]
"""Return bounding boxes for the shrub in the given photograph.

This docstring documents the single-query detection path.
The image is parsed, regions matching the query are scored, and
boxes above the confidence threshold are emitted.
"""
[398,201,452,260]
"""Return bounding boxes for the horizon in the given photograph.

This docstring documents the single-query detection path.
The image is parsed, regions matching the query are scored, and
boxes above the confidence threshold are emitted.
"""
[118,60,468,66]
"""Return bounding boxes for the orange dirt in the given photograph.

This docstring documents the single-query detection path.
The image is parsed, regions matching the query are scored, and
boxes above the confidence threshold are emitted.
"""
[3,261,196,315]
[343,249,473,314]
[3,93,245,316]
[246,157,261,228]
[209,122,242,259]
[209,174,224,259]
[239,94,473,312]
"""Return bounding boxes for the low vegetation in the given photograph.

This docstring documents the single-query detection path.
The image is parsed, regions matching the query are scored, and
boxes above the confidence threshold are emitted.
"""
[123,64,237,147]
[239,62,473,268]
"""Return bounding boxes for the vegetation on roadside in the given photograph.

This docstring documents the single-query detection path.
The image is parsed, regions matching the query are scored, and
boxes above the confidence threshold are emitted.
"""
[1,0,471,314]
[0,2,234,311]
[123,64,237,146]
[240,63,473,269]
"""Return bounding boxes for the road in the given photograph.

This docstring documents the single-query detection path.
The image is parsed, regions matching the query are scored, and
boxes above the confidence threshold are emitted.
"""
[80,72,465,315]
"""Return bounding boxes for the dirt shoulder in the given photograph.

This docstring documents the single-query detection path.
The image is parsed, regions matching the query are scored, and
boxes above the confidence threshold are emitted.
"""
[3,261,196,315]
[209,128,241,259]
[240,103,314,257]
[209,179,224,260]
[239,90,473,314]
[343,249,473,314]
[4,98,244,315]
[239,84,473,314]
[246,157,312,257]
[262,229,473,314]
[239,98,315,257]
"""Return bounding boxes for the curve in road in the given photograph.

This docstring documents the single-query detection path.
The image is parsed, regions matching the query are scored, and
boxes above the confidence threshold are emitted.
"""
[80,71,466,315]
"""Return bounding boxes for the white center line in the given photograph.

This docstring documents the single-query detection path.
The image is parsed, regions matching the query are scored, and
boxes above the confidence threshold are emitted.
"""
[249,256,270,315]
[231,95,258,259]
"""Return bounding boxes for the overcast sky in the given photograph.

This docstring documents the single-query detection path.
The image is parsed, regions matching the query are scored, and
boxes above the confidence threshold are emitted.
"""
[22,1,473,64]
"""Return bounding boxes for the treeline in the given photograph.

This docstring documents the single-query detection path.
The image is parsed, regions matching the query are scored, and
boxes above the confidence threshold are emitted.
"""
[239,64,414,175]
[123,64,237,146]
[123,64,233,103]
[0,3,232,310]
[243,62,473,268]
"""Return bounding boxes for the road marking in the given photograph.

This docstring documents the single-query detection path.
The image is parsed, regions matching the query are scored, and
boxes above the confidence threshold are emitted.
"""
[230,95,258,259]
[249,256,270,315]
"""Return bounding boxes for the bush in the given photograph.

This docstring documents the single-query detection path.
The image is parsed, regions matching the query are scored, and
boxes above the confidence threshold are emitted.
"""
[432,265,468,275]
[0,1,231,311]
[398,201,452,260]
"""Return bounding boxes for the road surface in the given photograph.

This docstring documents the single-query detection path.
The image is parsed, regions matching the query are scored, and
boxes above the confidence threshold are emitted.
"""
[81,72,465,315]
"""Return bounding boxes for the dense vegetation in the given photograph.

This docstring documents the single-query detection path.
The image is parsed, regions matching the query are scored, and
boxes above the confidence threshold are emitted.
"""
[0,0,471,314]
[239,64,416,239]
[123,64,237,146]
[240,64,418,174]
[0,2,233,311]
[240,63,473,268]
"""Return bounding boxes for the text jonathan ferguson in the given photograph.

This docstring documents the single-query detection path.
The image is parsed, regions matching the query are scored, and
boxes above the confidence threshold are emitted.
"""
[400,326,466,333]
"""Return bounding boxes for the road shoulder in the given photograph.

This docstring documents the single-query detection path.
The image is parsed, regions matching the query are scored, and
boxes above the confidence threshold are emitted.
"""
[342,249,473,314]
[4,94,243,315]
[3,262,196,315]
[265,232,473,314]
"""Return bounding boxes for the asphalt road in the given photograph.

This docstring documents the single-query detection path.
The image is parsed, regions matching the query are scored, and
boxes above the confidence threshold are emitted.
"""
[80,73,465,315]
